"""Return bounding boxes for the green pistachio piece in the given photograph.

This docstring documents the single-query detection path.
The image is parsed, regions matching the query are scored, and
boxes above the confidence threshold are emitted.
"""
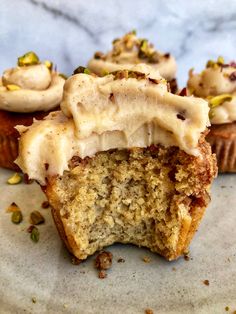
[217,56,224,65]
[209,94,233,108]
[206,60,215,68]
[59,73,68,80]
[7,173,22,184]
[138,39,149,59]
[73,66,91,75]
[11,210,23,224]
[18,51,39,66]
[6,84,21,91]
[30,226,40,243]
[30,211,45,225]
[44,60,53,70]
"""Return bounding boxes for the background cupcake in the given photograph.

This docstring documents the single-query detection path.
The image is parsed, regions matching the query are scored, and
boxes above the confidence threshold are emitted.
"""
[0,51,65,170]
[187,57,236,172]
[88,31,178,93]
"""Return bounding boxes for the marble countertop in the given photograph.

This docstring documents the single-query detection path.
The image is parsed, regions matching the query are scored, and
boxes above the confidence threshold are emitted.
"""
[1,0,236,86]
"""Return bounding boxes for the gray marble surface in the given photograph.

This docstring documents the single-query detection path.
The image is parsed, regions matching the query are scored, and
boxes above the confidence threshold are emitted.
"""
[1,0,236,87]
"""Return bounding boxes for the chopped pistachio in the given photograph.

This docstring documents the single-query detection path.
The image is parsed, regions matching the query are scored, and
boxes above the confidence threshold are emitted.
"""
[217,56,224,65]
[94,51,105,60]
[209,94,233,108]
[7,173,22,185]
[101,69,110,76]
[112,70,146,81]
[6,84,21,91]
[18,51,39,66]
[6,202,20,213]
[206,60,215,68]
[30,226,39,243]
[11,210,23,224]
[131,29,137,35]
[148,51,159,63]
[59,73,68,80]
[138,39,149,59]
[44,60,53,70]
[30,211,45,225]
[73,66,91,75]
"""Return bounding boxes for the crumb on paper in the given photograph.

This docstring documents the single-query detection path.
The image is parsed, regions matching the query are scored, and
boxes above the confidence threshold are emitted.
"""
[184,254,190,261]
[172,267,176,271]
[117,258,125,263]
[41,201,50,209]
[145,309,154,314]
[31,297,37,304]
[98,270,107,279]
[63,303,68,309]
[95,251,113,270]
[71,256,81,265]
[225,306,229,311]
[142,256,151,263]
[203,279,209,286]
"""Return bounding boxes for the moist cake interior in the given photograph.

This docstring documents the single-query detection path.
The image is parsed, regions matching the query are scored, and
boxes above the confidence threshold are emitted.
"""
[46,140,216,261]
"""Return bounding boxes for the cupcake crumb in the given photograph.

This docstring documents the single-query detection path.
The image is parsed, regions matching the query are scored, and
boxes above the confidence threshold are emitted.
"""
[203,280,209,286]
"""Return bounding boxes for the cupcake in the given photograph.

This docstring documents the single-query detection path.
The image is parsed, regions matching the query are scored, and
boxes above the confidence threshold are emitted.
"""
[16,65,217,261]
[187,57,236,172]
[0,51,65,170]
[88,30,178,93]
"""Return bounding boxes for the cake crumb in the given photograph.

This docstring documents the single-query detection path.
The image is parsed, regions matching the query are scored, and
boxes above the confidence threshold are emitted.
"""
[184,254,190,261]
[41,201,50,209]
[172,267,176,271]
[71,256,81,265]
[225,306,229,311]
[145,309,154,314]
[31,297,37,304]
[142,256,151,263]
[63,303,68,309]
[117,258,125,263]
[98,270,107,279]
[203,280,209,286]
[95,251,113,270]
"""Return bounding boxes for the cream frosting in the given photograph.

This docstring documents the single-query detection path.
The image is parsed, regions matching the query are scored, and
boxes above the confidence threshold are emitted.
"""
[16,65,209,185]
[0,63,65,113]
[187,61,236,124]
[88,31,177,80]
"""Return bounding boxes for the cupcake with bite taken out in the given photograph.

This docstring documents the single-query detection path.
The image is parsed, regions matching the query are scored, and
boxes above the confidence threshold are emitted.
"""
[16,64,216,261]
[188,56,236,172]
[0,51,66,170]
[88,30,178,93]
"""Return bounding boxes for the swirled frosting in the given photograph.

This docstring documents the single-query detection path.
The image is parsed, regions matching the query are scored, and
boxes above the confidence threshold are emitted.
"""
[16,64,209,184]
[0,62,65,113]
[187,58,236,124]
[88,31,176,81]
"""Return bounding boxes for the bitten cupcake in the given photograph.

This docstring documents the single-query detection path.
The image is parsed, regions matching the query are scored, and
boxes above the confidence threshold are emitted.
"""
[0,51,65,170]
[88,30,178,93]
[187,57,236,172]
[16,65,216,261]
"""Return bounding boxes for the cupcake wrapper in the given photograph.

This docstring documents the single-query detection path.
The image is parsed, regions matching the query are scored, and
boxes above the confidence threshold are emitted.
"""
[207,130,236,173]
[0,134,20,171]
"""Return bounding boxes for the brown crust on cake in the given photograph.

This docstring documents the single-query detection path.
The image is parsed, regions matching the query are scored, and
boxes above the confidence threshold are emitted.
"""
[206,122,236,172]
[44,137,217,261]
[0,109,55,170]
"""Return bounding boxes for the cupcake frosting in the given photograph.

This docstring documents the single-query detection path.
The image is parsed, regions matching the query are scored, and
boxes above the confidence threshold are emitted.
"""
[0,52,65,113]
[16,65,209,184]
[187,57,236,124]
[88,31,176,81]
